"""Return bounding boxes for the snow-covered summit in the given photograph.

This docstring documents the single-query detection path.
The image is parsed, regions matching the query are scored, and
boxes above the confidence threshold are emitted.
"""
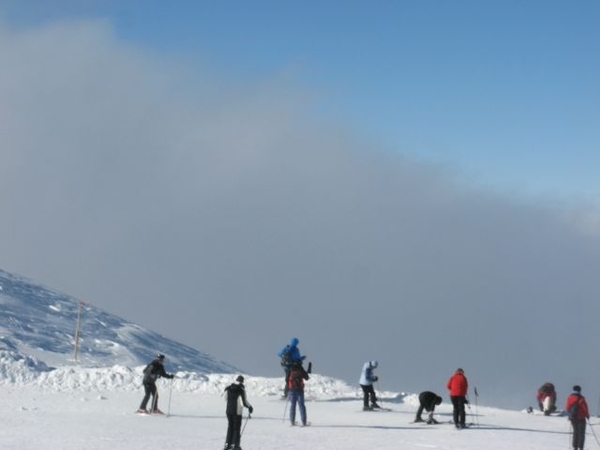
[0,268,237,373]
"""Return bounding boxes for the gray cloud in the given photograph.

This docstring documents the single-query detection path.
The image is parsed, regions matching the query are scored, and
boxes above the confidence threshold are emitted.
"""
[2,19,600,409]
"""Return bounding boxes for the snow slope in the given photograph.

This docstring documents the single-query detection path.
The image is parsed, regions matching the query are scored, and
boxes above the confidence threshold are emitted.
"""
[0,268,238,373]
[0,351,590,450]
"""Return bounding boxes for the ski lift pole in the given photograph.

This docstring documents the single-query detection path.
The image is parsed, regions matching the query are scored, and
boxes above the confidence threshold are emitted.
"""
[73,300,89,361]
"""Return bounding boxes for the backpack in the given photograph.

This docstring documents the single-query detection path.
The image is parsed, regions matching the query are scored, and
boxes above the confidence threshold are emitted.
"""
[143,360,159,382]
[569,395,581,420]
[280,346,292,367]
[539,383,555,396]
[288,367,304,390]
[225,383,243,414]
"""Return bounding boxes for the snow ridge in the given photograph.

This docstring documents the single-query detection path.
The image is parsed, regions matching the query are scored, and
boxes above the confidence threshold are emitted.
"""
[0,268,238,373]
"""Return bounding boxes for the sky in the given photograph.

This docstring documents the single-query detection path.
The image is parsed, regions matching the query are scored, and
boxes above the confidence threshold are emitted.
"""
[0,353,591,450]
[1,1,600,409]
[4,0,599,200]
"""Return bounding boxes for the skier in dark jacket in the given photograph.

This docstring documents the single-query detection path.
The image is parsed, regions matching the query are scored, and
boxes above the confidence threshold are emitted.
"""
[415,391,443,423]
[224,375,253,450]
[287,361,310,426]
[137,354,174,414]
[277,337,306,397]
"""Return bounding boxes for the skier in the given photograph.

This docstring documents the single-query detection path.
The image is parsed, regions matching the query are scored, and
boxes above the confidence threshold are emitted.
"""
[536,382,557,415]
[359,361,380,411]
[447,368,468,428]
[224,375,253,450]
[565,385,589,450]
[277,337,306,397]
[137,353,174,414]
[415,391,442,423]
[287,361,310,426]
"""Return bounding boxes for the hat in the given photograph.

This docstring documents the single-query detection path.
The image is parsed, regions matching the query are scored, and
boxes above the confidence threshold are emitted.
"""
[236,375,245,383]
[573,385,581,392]
[457,368,464,374]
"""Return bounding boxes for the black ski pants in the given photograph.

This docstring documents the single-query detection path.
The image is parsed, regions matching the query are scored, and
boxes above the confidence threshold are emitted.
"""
[226,413,243,447]
[571,418,586,450]
[140,381,158,411]
[450,395,467,427]
[360,384,378,408]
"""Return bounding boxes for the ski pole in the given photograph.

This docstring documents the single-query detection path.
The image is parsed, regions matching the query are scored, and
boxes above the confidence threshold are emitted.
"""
[465,397,472,425]
[241,411,252,437]
[282,394,290,423]
[473,386,480,427]
[167,378,174,417]
[374,380,382,408]
[588,418,600,447]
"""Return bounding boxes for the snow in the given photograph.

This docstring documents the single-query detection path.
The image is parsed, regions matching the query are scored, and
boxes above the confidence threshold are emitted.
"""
[0,350,591,450]
[0,268,240,374]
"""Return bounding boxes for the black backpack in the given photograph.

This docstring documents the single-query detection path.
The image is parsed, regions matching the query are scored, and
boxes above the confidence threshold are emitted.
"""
[280,346,292,367]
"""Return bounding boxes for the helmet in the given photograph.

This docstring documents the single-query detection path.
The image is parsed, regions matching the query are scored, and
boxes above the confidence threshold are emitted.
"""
[370,361,378,369]
[156,354,165,360]
[236,375,245,383]
[290,337,299,346]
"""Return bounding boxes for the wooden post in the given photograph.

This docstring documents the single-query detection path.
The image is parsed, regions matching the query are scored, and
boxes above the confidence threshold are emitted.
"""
[73,300,88,361]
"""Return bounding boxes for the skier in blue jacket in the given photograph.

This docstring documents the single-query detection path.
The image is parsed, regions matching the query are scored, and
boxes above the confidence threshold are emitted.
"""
[278,337,306,397]
[359,361,380,410]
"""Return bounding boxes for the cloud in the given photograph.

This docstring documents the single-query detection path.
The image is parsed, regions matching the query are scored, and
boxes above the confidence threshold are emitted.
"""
[1,18,600,408]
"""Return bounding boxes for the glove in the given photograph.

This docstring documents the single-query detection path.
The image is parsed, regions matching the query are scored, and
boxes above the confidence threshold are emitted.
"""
[464,398,469,404]
[372,376,379,382]
[249,406,254,414]
[168,373,175,379]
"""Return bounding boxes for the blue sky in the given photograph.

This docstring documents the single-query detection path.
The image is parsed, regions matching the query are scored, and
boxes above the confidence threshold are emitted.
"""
[4,0,599,201]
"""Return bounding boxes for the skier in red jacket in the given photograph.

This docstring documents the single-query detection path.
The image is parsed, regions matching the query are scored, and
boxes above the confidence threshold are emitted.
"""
[447,368,469,429]
[536,382,557,415]
[565,385,589,450]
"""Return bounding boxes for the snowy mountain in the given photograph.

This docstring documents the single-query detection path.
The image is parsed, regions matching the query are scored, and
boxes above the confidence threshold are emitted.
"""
[0,268,238,373]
